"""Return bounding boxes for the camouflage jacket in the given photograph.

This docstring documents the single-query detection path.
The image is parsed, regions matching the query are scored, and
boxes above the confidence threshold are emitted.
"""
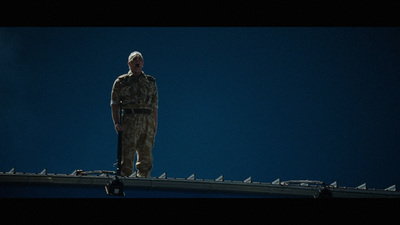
[111,70,158,109]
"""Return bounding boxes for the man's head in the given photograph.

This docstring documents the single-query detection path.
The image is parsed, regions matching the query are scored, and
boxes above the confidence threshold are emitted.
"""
[128,51,144,74]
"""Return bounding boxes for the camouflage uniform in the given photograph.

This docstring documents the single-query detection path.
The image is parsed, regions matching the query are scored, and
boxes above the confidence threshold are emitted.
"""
[111,70,158,178]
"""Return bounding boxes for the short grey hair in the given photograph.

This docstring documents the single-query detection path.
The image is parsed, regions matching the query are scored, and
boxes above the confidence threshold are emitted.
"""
[128,51,143,62]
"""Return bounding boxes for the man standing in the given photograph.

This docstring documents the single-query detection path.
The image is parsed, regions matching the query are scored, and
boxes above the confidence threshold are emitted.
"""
[110,51,158,178]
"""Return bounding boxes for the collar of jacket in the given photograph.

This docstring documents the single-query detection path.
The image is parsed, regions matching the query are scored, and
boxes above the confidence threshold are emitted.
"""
[127,70,146,78]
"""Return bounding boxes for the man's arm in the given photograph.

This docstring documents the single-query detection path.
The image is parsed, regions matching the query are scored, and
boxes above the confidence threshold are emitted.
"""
[153,107,158,134]
[111,104,123,133]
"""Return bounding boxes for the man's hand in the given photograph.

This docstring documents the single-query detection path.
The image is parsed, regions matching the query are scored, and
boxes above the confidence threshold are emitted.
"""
[115,124,124,134]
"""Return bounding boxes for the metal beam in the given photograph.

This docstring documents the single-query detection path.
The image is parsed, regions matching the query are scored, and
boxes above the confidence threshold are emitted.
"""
[1,171,399,198]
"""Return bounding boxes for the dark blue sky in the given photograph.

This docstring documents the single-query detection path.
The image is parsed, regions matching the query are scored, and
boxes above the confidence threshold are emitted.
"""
[1,27,399,190]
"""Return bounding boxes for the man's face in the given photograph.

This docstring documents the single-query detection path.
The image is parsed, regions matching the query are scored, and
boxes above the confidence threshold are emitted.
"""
[128,55,144,74]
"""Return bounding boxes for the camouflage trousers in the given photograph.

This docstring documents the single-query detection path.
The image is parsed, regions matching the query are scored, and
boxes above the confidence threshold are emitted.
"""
[121,112,156,178]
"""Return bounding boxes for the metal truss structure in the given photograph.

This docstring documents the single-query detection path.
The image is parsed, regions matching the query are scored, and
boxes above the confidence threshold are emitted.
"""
[1,168,399,198]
